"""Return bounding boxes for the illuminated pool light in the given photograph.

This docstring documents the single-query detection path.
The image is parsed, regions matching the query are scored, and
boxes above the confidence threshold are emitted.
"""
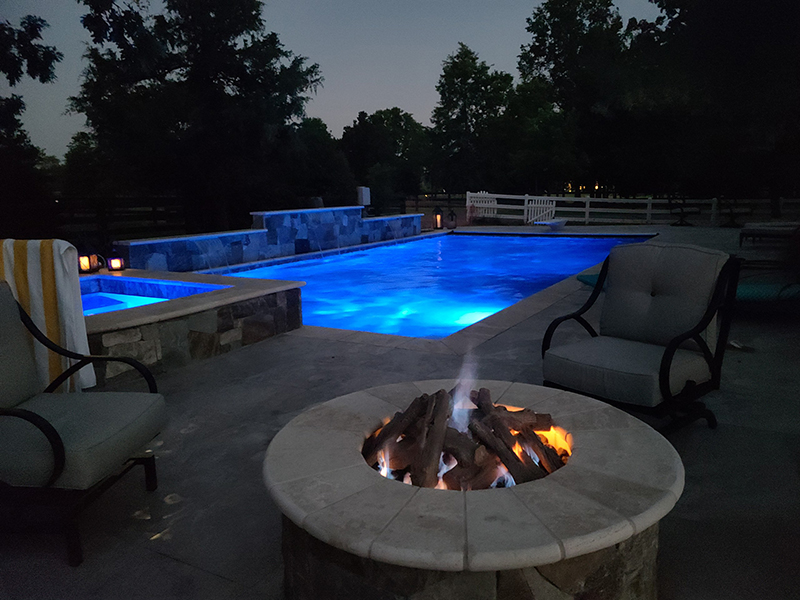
[229,234,649,338]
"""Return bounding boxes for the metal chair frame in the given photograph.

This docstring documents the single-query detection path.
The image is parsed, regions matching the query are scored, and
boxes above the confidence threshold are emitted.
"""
[542,255,741,434]
[0,299,160,566]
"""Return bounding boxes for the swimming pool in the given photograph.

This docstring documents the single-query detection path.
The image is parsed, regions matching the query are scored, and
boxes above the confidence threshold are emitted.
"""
[80,275,230,316]
[228,234,649,338]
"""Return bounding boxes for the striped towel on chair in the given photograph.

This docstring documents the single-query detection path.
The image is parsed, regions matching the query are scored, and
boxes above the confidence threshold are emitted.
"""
[0,239,96,391]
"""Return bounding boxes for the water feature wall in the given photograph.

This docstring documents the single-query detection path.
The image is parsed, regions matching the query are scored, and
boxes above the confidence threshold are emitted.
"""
[250,207,423,253]
[251,207,363,255]
[116,208,422,272]
[115,229,272,272]
[360,214,421,244]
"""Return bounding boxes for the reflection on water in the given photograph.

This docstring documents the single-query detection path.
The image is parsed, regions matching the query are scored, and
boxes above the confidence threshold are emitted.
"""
[231,235,647,338]
[82,292,168,316]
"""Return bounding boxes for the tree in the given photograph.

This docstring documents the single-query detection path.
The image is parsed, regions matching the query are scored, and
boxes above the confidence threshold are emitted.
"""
[519,0,626,113]
[518,0,800,198]
[0,16,63,237]
[430,43,513,193]
[276,118,356,207]
[340,108,429,209]
[518,0,636,193]
[68,0,323,230]
[645,0,800,199]
[497,79,581,194]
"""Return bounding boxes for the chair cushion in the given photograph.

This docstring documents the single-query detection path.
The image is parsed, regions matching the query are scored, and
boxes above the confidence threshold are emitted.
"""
[0,282,40,409]
[0,391,167,489]
[600,242,729,348]
[543,336,712,408]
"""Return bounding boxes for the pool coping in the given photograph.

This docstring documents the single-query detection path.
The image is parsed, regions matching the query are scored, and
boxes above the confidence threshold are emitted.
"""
[84,269,305,335]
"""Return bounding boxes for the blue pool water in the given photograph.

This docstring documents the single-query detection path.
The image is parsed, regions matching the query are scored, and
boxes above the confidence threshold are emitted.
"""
[80,275,229,316]
[229,234,649,338]
[83,292,167,316]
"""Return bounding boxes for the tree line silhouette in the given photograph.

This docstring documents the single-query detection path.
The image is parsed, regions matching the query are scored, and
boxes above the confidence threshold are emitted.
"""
[2,0,798,238]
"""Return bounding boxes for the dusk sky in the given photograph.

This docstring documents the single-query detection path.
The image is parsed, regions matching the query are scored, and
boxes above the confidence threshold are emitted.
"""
[2,0,661,158]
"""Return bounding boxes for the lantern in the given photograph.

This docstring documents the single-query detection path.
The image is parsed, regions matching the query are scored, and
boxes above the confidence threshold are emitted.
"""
[107,251,126,272]
[78,253,101,274]
[433,206,443,230]
[446,209,457,230]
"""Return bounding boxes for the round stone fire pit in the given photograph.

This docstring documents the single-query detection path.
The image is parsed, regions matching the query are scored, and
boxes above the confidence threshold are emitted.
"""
[264,380,684,600]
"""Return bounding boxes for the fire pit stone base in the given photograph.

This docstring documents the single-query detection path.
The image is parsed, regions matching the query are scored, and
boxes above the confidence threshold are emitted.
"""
[283,517,658,600]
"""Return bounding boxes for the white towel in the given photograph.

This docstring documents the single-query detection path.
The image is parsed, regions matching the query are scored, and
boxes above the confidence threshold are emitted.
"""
[0,239,96,391]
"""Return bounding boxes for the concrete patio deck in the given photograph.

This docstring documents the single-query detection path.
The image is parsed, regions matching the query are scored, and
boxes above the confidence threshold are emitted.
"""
[2,225,798,599]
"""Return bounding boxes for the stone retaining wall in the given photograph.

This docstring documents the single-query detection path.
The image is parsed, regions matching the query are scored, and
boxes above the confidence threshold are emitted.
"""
[251,207,364,254]
[360,215,423,244]
[87,287,301,384]
[114,208,422,272]
[116,229,272,272]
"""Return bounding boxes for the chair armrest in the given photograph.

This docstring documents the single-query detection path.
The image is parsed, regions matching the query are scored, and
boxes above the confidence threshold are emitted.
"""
[0,407,65,487]
[45,356,158,394]
[17,302,158,394]
[541,258,608,358]
[658,257,741,401]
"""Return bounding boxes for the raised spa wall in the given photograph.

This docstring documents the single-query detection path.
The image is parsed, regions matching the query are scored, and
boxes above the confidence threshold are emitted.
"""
[84,270,303,384]
[113,207,422,273]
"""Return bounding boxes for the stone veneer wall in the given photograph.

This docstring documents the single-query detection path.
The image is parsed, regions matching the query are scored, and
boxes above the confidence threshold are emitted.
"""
[251,207,364,255]
[87,288,301,384]
[283,518,658,600]
[116,229,273,272]
[359,215,423,245]
[115,208,422,273]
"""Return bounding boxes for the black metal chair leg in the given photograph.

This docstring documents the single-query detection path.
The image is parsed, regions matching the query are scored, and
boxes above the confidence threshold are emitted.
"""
[140,455,158,491]
[698,404,717,429]
[658,402,717,435]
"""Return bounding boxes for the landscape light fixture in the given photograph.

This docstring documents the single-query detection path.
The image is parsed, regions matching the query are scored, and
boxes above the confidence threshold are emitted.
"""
[433,206,443,230]
[78,253,101,274]
[447,209,457,230]
[107,251,126,272]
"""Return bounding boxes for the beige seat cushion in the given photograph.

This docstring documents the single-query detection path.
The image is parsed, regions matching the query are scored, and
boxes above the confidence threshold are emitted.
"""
[543,336,712,408]
[0,391,167,489]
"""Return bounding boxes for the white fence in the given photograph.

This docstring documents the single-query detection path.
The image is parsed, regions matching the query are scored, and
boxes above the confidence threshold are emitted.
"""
[466,193,800,226]
[466,191,556,224]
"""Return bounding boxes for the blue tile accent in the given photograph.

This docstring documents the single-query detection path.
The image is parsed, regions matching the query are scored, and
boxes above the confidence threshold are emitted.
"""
[80,275,228,299]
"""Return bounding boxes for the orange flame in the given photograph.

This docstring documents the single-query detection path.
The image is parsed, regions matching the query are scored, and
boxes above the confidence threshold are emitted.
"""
[372,416,392,438]
[512,441,525,461]
[538,426,572,456]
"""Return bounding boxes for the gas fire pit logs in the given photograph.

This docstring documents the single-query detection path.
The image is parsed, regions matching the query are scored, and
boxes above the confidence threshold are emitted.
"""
[362,387,568,489]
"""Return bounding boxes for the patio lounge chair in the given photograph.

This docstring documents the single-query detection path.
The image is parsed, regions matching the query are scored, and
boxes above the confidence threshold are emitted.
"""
[0,281,167,565]
[542,242,740,434]
[739,221,800,246]
[667,197,701,226]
